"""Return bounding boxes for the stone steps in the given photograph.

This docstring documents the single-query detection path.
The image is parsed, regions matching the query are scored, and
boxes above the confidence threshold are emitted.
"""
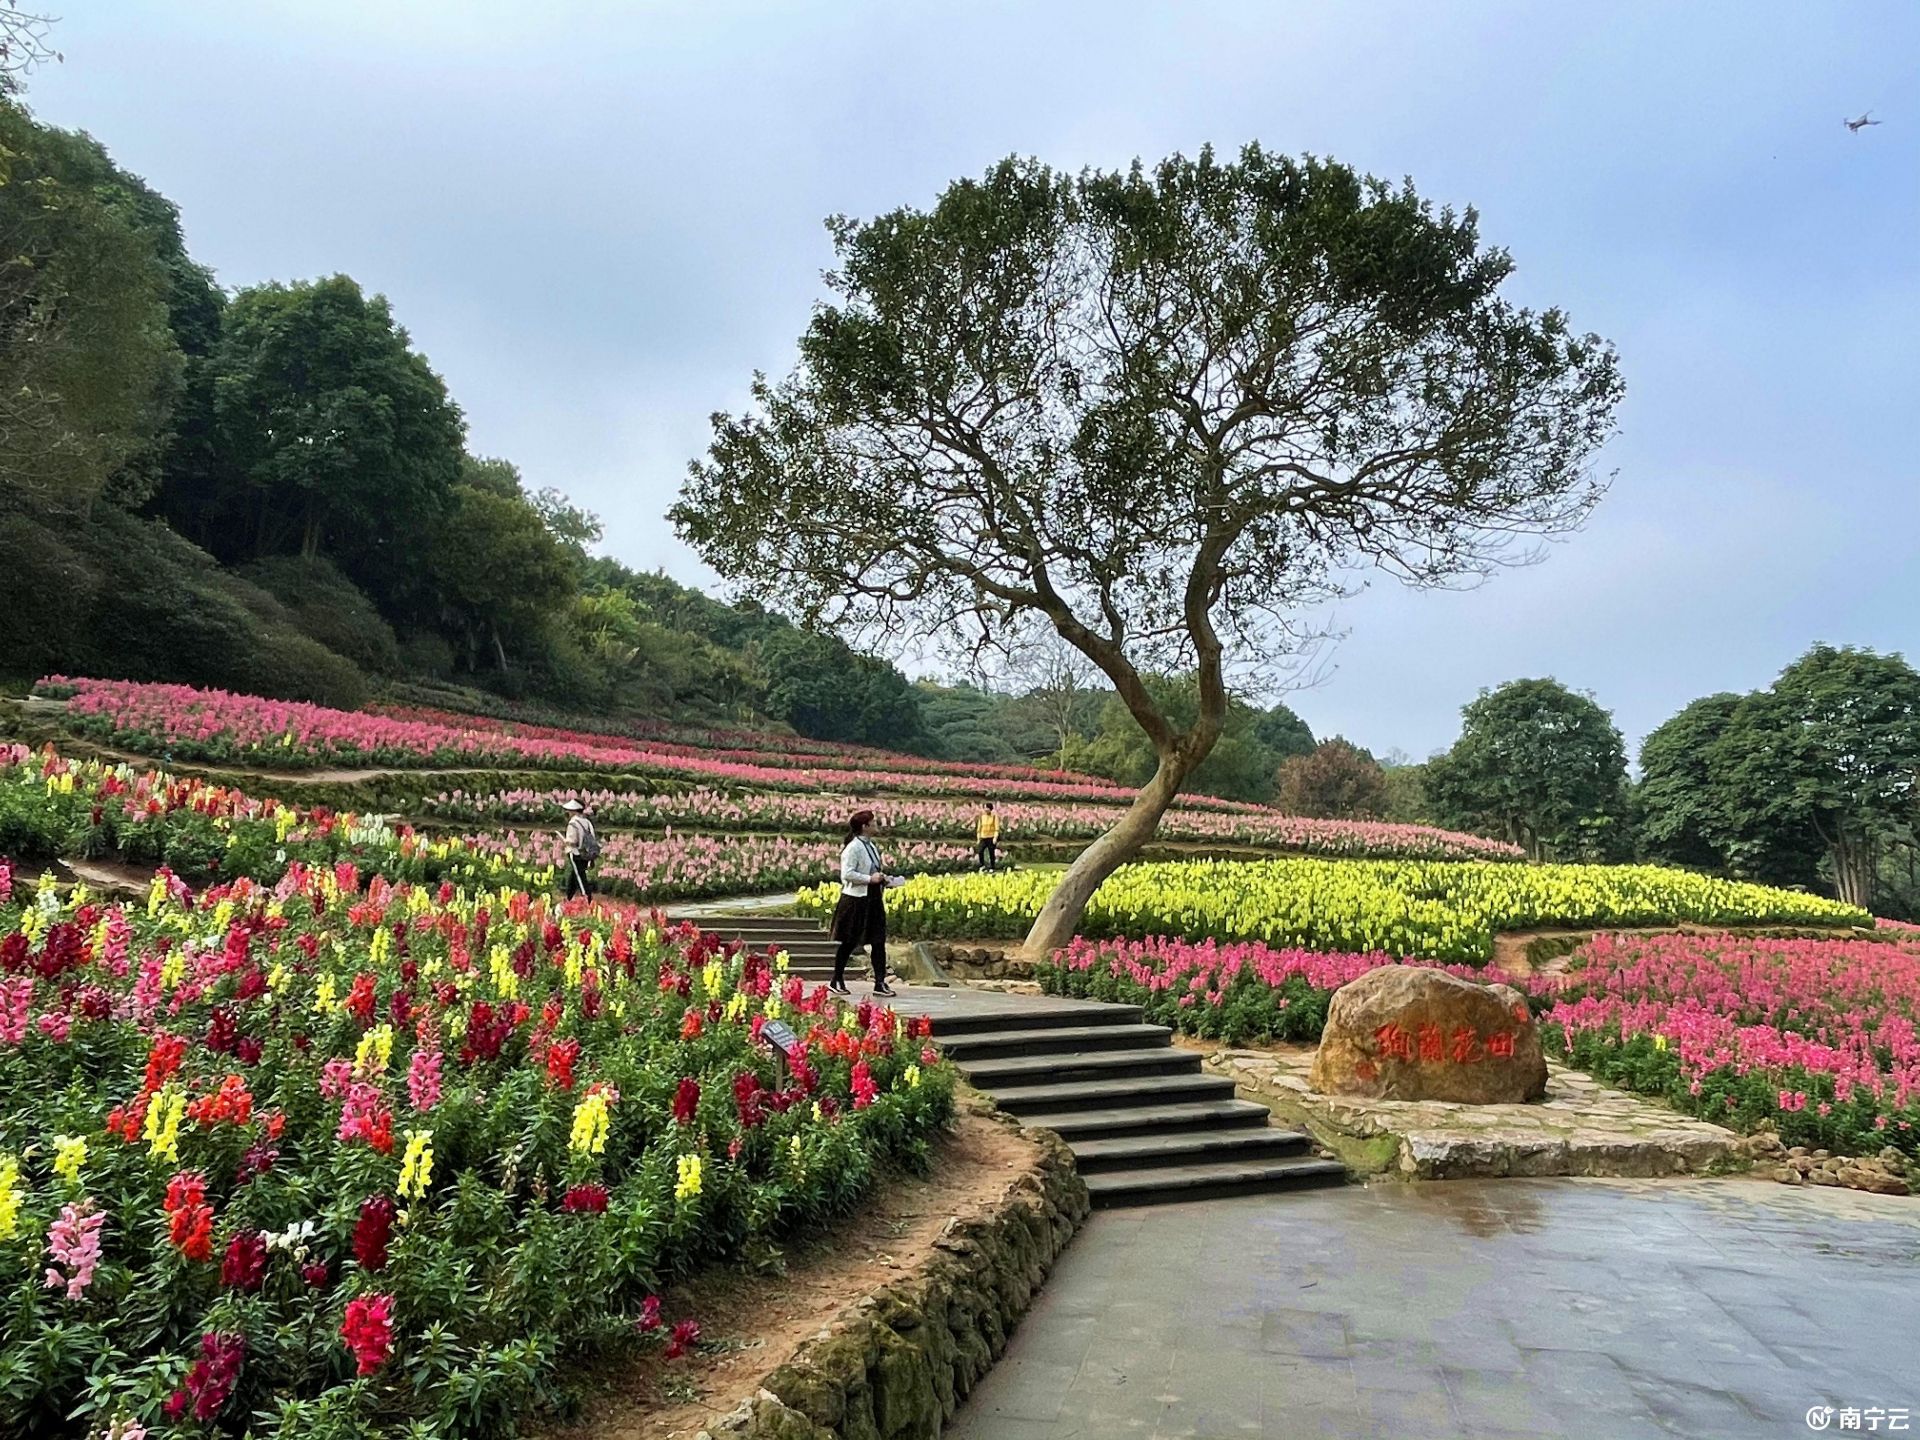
[937,1023,1175,1061]
[1017,1099,1277,1142]
[1068,1126,1314,1172]
[919,994,1347,1206]
[667,913,1348,1208]
[960,1047,1201,1088]
[1081,1155,1348,1207]
[988,1072,1241,1116]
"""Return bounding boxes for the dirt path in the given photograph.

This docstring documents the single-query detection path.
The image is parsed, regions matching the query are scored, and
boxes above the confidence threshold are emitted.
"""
[539,1107,1039,1440]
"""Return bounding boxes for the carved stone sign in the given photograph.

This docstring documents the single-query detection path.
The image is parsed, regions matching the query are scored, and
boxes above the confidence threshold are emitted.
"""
[1309,965,1548,1104]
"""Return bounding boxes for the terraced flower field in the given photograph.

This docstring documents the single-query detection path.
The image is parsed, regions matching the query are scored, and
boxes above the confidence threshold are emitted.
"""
[422,785,1526,862]
[803,859,1871,963]
[44,678,1262,808]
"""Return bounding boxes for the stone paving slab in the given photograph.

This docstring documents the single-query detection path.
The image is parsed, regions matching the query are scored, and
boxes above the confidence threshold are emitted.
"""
[945,1178,1920,1440]
[1204,1043,1745,1180]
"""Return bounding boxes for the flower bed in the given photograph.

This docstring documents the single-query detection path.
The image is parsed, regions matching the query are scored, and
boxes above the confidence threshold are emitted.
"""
[801,859,1870,963]
[0,861,952,1437]
[0,744,544,893]
[475,830,979,906]
[1038,936,1489,1044]
[1522,932,1920,1158]
[376,703,1112,787]
[424,786,1526,862]
[42,678,1263,809]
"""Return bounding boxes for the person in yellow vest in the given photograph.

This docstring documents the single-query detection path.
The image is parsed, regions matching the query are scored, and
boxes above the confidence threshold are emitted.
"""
[974,801,1000,872]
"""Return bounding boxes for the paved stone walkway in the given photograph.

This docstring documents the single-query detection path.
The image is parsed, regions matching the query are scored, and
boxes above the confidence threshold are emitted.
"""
[945,1178,1920,1439]
[1206,1044,1745,1180]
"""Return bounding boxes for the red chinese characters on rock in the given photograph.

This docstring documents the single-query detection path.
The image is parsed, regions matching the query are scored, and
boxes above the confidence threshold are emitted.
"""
[1372,1023,1521,1065]
[1372,1022,1414,1062]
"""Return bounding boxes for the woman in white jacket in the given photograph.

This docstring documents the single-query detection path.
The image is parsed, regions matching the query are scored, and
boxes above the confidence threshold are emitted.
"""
[829,808,897,996]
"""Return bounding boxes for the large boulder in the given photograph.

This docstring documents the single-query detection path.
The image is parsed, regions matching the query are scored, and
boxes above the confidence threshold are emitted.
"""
[1310,965,1547,1104]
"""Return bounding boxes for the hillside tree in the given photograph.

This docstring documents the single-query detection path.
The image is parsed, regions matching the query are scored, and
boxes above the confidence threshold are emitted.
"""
[1426,678,1631,860]
[1276,738,1391,819]
[674,145,1622,954]
[203,275,466,616]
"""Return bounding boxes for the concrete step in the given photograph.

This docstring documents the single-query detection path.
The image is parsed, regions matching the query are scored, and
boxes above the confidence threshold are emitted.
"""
[959,1047,1200,1088]
[937,1023,1173,1061]
[988,1072,1236,1116]
[1067,1126,1313,1174]
[1082,1155,1347,1209]
[1017,1099,1277,1142]
[930,1005,1145,1039]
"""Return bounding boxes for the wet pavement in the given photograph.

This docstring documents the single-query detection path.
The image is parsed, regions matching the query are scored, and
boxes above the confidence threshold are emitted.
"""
[944,1177,1920,1439]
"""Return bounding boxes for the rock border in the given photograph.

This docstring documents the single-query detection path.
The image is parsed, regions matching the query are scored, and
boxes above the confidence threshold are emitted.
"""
[698,1111,1089,1440]
[1205,1046,1749,1181]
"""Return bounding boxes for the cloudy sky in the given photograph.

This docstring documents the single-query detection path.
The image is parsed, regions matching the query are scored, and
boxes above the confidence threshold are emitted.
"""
[30,2,1917,759]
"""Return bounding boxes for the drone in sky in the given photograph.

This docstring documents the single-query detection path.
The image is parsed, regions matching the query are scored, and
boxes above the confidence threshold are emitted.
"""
[1844,112,1882,132]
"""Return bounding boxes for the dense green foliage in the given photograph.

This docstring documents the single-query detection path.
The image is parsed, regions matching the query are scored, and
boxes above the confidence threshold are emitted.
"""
[1058,679,1316,804]
[1637,645,1920,913]
[1426,678,1632,861]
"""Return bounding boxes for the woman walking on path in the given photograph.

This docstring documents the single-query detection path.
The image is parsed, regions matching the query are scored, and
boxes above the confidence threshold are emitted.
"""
[830,809,899,997]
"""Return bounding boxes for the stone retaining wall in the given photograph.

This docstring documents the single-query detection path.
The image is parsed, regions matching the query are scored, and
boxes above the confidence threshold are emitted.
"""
[698,1121,1089,1440]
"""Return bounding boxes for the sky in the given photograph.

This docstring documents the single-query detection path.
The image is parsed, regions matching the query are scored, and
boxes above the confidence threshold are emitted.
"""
[26,1,1919,760]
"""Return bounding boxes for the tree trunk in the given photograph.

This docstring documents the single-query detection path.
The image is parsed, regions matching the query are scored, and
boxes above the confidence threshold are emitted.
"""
[491,626,510,677]
[300,503,322,559]
[1830,830,1875,911]
[1018,744,1197,960]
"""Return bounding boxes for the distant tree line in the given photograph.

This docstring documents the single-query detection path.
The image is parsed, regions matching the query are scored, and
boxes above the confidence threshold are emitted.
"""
[1410,646,1920,916]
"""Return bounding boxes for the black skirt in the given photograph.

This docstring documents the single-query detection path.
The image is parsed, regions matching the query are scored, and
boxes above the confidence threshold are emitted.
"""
[829,889,887,945]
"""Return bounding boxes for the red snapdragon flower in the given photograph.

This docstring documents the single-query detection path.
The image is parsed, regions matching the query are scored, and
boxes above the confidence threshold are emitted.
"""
[672,1076,700,1126]
[851,1061,878,1111]
[665,1318,701,1360]
[221,1229,268,1292]
[166,1331,246,1422]
[352,1195,397,1271]
[164,1171,215,1262]
[341,1292,395,1375]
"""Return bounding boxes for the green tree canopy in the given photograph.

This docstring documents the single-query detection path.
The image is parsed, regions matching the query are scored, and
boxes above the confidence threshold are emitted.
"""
[428,458,577,678]
[0,95,181,508]
[1063,676,1310,804]
[675,144,1621,952]
[758,628,930,749]
[202,275,465,615]
[1426,678,1631,859]
[1635,692,1822,884]
[1638,648,1920,908]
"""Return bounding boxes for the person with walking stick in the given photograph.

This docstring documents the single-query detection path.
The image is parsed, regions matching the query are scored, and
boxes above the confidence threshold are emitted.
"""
[829,809,902,997]
[560,798,599,900]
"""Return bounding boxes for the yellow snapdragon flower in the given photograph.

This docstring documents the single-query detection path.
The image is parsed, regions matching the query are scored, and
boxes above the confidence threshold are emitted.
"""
[52,1135,88,1185]
[674,1153,703,1202]
[398,1128,434,1200]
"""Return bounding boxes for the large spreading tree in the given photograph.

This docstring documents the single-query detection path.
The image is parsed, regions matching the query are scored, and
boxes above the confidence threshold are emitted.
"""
[674,145,1622,954]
